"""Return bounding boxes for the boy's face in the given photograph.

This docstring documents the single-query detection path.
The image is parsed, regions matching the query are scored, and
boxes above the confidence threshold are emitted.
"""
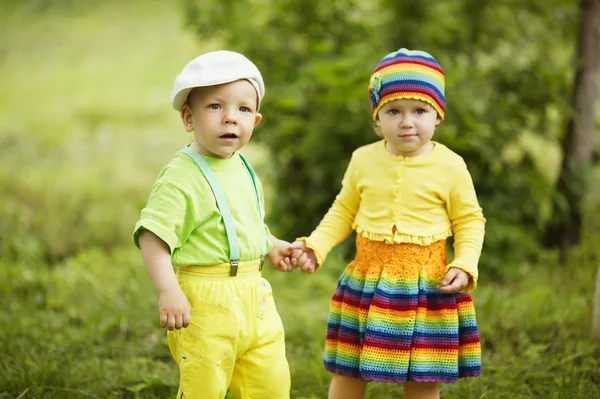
[376,98,441,157]
[180,80,262,159]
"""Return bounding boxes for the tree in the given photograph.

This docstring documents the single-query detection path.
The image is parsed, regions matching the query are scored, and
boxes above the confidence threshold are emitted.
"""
[544,0,600,261]
[594,266,600,340]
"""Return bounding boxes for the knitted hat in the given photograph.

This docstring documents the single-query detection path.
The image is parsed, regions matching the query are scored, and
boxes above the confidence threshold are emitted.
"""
[369,48,445,120]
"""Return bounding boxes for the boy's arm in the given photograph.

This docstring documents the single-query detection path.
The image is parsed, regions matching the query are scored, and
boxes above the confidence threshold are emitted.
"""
[139,230,190,330]
[134,180,195,329]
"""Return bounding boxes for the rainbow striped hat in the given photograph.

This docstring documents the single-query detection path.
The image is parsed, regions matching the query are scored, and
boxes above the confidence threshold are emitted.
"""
[369,48,445,120]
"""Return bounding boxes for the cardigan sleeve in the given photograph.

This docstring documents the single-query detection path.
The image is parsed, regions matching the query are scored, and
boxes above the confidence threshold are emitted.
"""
[446,160,486,292]
[298,156,360,268]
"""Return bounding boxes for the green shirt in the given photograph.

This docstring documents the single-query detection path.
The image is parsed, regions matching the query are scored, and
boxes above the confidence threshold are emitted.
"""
[133,151,272,266]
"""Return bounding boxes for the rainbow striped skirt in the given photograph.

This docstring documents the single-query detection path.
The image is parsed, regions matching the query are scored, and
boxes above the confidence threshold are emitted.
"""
[324,236,481,383]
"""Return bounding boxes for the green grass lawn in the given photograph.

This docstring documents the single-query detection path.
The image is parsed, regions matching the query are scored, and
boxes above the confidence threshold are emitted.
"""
[0,1,599,398]
[1,247,599,398]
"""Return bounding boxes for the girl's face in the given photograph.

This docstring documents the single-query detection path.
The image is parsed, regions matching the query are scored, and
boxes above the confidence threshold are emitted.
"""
[376,98,441,157]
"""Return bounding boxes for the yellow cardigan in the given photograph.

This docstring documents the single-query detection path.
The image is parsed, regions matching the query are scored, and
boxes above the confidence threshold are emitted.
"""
[301,140,485,291]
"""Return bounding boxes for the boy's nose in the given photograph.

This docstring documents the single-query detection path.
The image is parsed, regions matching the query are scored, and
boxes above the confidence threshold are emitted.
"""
[222,109,238,124]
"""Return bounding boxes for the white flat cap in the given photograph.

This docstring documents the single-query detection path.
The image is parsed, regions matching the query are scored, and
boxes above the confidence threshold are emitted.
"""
[170,50,265,111]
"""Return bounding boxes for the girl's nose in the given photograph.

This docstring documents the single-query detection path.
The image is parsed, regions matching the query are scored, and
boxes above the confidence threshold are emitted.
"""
[399,114,414,127]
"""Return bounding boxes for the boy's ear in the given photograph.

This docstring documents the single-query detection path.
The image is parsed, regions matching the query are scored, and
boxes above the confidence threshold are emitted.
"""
[253,113,262,127]
[435,114,442,126]
[180,105,194,132]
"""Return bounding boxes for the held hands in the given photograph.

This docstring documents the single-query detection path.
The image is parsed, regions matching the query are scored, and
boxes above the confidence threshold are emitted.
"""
[266,238,318,274]
[289,241,317,274]
[436,267,470,293]
[158,284,191,330]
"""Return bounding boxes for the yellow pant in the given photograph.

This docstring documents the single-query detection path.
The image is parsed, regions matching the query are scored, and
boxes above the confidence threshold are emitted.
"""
[168,261,290,399]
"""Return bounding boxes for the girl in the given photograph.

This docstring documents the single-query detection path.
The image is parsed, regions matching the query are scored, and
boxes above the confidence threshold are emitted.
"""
[291,48,485,399]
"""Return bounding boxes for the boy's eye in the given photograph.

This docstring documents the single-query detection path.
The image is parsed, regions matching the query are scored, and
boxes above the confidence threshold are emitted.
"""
[389,109,399,115]
[209,104,221,109]
[415,109,425,114]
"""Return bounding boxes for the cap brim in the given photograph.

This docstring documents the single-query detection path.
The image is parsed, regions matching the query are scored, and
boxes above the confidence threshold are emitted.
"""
[170,78,262,111]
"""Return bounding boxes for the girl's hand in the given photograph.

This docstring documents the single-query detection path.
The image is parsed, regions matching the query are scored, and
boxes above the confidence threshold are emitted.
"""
[290,241,317,274]
[437,267,470,293]
[158,285,191,330]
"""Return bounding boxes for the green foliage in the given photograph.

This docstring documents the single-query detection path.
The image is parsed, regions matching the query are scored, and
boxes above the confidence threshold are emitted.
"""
[183,0,580,280]
[0,0,200,264]
[1,1,599,398]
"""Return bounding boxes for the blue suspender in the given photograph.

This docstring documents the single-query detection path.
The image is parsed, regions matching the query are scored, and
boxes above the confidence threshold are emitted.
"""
[179,147,267,276]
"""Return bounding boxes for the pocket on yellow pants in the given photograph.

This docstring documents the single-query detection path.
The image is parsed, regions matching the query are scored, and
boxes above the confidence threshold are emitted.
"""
[258,277,275,318]
[178,302,240,365]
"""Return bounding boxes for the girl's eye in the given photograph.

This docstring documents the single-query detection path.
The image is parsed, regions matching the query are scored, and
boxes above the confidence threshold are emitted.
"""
[209,104,221,109]
[240,106,250,112]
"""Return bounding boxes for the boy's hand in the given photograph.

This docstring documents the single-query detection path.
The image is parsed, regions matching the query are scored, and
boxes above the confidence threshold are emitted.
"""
[158,285,191,330]
[267,237,294,272]
[436,267,470,293]
[290,241,317,274]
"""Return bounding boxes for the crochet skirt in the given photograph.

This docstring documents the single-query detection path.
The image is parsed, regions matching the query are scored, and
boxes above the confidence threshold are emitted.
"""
[323,235,481,383]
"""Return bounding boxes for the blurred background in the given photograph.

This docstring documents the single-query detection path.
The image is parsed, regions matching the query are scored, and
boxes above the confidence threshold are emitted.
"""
[1,0,599,398]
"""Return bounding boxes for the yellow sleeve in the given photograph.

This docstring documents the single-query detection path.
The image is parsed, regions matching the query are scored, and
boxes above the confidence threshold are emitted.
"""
[299,156,360,268]
[446,160,485,292]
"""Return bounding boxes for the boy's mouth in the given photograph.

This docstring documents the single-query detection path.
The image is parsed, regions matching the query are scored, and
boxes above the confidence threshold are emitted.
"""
[220,133,238,139]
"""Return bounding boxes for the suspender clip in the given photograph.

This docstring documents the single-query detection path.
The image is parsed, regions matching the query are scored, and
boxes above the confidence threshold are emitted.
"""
[259,256,265,271]
[229,260,239,276]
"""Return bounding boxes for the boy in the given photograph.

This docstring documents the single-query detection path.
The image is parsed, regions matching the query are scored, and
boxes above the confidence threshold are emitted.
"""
[134,50,292,399]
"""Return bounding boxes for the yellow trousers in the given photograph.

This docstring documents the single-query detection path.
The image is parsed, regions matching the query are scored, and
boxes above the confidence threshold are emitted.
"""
[168,261,291,399]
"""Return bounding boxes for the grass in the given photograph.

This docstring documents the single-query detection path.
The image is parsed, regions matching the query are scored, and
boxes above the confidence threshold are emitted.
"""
[1,247,599,398]
[0,1,599,398]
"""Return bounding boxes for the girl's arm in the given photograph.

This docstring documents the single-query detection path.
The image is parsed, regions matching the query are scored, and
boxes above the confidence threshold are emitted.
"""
[296,156,361,269]
[446,160,486,292]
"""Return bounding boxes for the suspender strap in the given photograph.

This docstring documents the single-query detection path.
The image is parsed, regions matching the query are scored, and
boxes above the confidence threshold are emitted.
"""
[179,147,267,276]
[180,148,240,274]
[239,153,267,257]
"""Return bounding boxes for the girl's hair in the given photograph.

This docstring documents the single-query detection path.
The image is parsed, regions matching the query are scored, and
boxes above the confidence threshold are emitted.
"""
[373,123,383,138]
